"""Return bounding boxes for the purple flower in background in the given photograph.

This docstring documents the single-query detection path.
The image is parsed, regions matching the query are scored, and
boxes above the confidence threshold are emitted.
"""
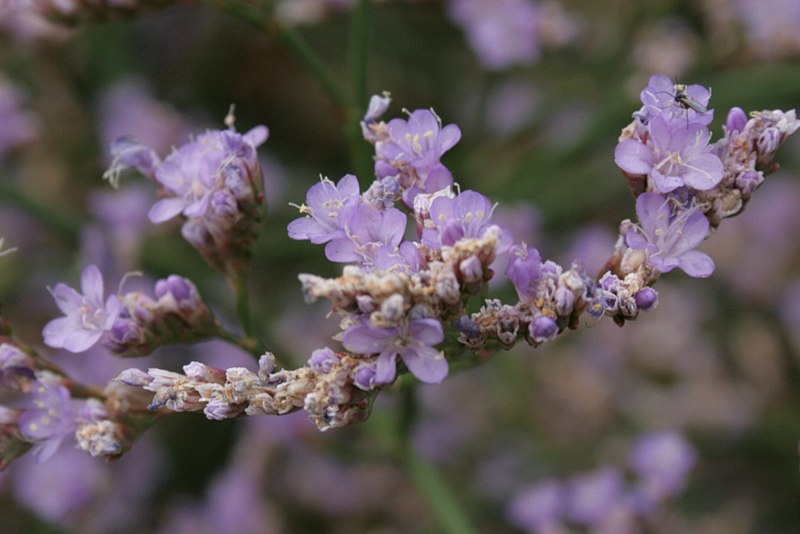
[0,77,38,160]
[447,0,540,71]
[422,190,509,250]
[630,430,696,505]
[506,243,542,302]
[626,193,714,277]
[0,343,35,389]
[567,468,625,527]
[325,202,409,270]
[615,117,723,193]
[640,74,713,127]
[43,265,121,353]
[343,317,447,384]
[18,380,77,463]
[506,480,566,533]
[374,109,461,204]
[288,174,361,244]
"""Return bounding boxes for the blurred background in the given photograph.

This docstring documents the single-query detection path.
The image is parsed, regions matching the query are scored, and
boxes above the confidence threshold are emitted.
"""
[1,0,799,532]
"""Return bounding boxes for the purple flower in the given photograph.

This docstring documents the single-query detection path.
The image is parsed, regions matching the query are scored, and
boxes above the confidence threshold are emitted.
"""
[43,265,121,353]
[447,0,540,71]
[148,126,267,223]
[343,317,447,384]
[287,174,361,244]
[0,343,35,389]
[615,117,724,193]
[630,430,696,499]
[725,106,748,134]
[0,77,38,160]
[530,315,558,343]
[640,74,713,127]
[325,202,409,270]
[18,380,77,463]
[626,192,714,277]
[374,109,461,204]
[506,242,542,301]
[422,190,510,250]
[506,480,566,533]
[567,468,625,527]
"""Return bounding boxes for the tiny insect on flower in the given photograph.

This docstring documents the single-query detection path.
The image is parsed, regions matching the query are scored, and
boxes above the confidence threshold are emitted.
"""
[672,83,708,114]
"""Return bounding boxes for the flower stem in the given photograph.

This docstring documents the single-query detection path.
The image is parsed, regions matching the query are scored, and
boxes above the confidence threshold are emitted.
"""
[398,383,479,534]
[347,0,373,179]
[202,0,350,109]
[230,272,267,358]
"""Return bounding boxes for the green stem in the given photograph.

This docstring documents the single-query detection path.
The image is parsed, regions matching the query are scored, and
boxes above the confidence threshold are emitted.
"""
[347,0,373,178]
[202,0,350,109]
[398,384,479,534]
[230,272,268,359]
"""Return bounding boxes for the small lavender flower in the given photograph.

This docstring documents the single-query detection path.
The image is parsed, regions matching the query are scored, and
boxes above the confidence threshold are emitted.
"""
[325,202,409,270]
[0,77,38,160]
[18,379,77,463]
[506,242,542,302]
[43,264,121,353]
[287,174,361,244]
[630,430,696,502]
[634,287,659,310]
[566,467,625,527]
[374,109,461,204]
[343,317,447,385]
[625,192,714,277]
[506,480,566,534]
[422,190,510,251]
[615,117,724,193]
[639,74,713,127]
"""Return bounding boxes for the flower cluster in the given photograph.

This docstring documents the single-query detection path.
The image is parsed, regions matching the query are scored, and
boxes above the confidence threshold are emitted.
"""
[43,265,220,357]
[105,119,269,278]
[508,431,697,533]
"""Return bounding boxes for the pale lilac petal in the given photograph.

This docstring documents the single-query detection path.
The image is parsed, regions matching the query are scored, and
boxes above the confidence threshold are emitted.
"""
[438,124,462,152]
[49,283,83,315]
[80,265,104,305]
[42,317,73,348]
[375,351,398,384]
[325,238,359,263]
[408,318,444,346]
[650,169,684,193]
[342,323,395,354]
[148,197,186,223]
[614,140,654,175]
[402,346,448,384]
[243,125,269,147]
[62,328,104,354]
[682,153,724,190]
[677,250,715,277]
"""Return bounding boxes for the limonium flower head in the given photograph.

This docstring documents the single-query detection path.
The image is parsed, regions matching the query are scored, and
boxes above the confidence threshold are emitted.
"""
[287,174,361,244]
[422,189,510,251]
[505,242,542,302]
[325,203,409,270]
[640,74,713,127]
[374,108,461,205]
[630,430,696,503]
[626,192,714,277]
[342,316,447,385]
[43,264,121,353]
[615,116,724,193]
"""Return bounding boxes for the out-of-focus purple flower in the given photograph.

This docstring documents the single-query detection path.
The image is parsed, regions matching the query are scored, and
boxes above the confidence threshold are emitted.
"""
[0,77,38,160]
[507,480,566,533]
[104,137,161,186]
[566,467,625,527]
[18,379,77,463]
[148,126,267,223]
[506,242,542,302]
[734,0,800,60]
[98,78,191,164]
[615,117,723,193]
[630,430,696,504]
[625,192,714,277]
[343,317,446,384]
[447,0,540,71]
[43,264,121,353]
[640,74,713,127]
[374,109,461,204]
[325,203,409,270]
[422,190,510,250]
[288,174,361,244]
